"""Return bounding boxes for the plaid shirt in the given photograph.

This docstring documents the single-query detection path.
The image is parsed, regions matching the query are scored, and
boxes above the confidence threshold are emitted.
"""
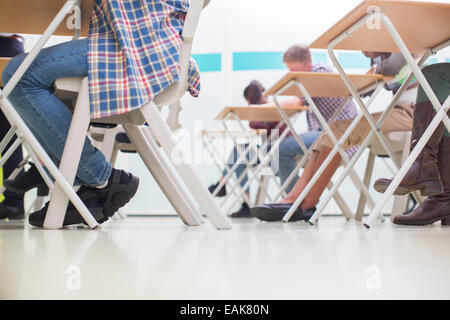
[302,64,359,157]
[88,0,200,119]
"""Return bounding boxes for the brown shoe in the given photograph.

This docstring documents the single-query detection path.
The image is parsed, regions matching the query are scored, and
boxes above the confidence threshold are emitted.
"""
[393,136,450,226]
[374,101,445,197]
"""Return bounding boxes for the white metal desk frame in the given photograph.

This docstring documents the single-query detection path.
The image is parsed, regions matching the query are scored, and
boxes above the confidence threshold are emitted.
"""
[222,112,275,205]
[222,114,295,212]
[238,93,356,219]
[273,77,384,222]
[214,109,298,213]
[308,53,430,225]
[202,128,261,207]
[268,84,348,195]
[0,0,100,227]
[321,9,450,228]
[217,104,355,213]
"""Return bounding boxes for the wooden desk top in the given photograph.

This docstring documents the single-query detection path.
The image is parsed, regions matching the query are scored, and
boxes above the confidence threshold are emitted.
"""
[215,106,308,121]
[0,0,93,37]
[310,0,450,53]
[0,57,11,86]
[264,72,388,97]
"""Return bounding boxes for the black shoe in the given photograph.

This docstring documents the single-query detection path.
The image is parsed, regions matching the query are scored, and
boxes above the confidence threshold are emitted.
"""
[0,203,25,220]
[4,164,49,196]
[116,132,132,144]
[230,202,252,218]
[94,168,140,223]
[250,203,316,222]
[208,182,227,197]
[28,186,104,227]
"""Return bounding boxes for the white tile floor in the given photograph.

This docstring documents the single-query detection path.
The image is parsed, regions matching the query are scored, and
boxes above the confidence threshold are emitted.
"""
[1,215,450,300]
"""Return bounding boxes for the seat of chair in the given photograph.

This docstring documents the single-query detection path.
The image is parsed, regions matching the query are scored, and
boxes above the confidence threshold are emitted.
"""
[54,76,187,126]
[89,124,137,153]
[369,131,411,155]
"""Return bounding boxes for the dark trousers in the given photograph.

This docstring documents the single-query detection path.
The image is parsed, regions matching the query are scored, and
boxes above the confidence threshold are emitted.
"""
[1,37,25,207]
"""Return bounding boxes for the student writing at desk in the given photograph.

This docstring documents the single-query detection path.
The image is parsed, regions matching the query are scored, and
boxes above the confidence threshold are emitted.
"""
[253,44,358,194]
[251,50,419,221]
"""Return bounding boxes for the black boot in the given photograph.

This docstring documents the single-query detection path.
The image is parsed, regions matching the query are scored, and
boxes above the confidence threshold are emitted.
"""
[4,163,49,196]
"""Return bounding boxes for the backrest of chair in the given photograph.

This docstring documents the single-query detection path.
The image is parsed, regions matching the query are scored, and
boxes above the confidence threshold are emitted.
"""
[369,131,412,156]
[153,0,209,106]
[178,0,209,84]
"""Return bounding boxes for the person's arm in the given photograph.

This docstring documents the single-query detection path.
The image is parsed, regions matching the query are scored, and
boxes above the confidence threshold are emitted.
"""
[374,53,407,76]
[250,96,303,108]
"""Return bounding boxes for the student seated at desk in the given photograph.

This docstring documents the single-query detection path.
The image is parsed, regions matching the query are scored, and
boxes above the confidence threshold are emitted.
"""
[1,0,199,227]
[251,50,419,222]
[208,80,291,218]
[374,62,450,226]
[255,44,358,193]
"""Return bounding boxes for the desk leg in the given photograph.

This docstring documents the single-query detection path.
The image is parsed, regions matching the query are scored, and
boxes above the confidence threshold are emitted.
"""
[310,51,431,225]
[201,134,245,213]
[366,95,450,228]
[347,15,450,227]
[223,113,299,210]
[217,113,254,211]
[282,82,382,222]
[273,92,361,218]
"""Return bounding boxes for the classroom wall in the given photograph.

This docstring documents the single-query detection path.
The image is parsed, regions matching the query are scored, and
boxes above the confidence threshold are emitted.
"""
[21,0,450,216]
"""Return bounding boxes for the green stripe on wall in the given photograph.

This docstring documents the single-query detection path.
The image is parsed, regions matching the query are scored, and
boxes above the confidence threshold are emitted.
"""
[233,52,285,71]
[337,52,371,69]
[191,51,420,72]
[192,53,221,72]
[232,51,329,71]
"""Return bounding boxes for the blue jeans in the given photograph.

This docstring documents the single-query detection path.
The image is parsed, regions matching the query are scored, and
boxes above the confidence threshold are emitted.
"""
[276,131,322,193]
[1,39,111,187]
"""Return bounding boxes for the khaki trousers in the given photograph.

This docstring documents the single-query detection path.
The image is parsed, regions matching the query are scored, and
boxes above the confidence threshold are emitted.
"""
[316,103,414,152]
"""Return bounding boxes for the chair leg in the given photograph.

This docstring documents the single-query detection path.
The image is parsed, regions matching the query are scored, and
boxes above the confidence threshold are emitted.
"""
[99,126,122,162]
[355,151,375,221]
[90,127,125,221]
[140,102,231,230]
[123,124,203,226]
[43,78,98,229]
[254,175,270,205]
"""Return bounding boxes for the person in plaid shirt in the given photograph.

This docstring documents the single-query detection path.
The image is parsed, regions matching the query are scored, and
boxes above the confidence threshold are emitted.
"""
[2,0,199,227]
[253,45,358,194]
